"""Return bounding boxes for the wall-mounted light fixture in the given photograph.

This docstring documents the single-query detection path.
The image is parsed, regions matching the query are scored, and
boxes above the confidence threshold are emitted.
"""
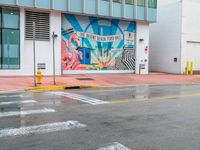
[139,38,144,42]
[174,57,178,63]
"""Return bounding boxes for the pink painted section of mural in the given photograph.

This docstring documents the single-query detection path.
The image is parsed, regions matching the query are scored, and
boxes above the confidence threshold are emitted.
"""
[62,33,87,70]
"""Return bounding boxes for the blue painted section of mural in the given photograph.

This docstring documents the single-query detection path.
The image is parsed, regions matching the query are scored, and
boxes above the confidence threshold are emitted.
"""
[64,14,92,48]
[61,14,136,71]
[78,47,91,65]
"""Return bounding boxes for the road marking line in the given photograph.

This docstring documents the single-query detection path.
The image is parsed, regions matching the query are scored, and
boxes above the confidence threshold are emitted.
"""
[50,91,109,105]
[0,108,55,118]
[0,100,37,105]
[110,93,200,104]
[0,95,24,98]
[97,142,130,150]
[0,120,86,138]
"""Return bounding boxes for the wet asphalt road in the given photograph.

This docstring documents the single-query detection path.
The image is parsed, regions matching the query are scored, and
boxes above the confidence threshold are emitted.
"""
[1,84,200,150]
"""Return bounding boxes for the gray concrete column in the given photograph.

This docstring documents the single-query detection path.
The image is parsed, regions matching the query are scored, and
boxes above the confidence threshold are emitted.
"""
[67,0,70,11]
[34,0,37,7]
[82,0,85,13]
[110,0,113,17]
[96,0,100,15]
[144,0,148,21]
[122,0,125,18]
[51,0,54,10]
[134,0,137,19]
[15,0,19,5]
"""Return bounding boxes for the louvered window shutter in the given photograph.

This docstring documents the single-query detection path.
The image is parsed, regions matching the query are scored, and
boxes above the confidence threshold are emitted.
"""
[25,11,50,40]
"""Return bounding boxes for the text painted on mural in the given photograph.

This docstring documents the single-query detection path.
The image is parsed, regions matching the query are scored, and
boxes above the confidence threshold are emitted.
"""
[77,32,123,42]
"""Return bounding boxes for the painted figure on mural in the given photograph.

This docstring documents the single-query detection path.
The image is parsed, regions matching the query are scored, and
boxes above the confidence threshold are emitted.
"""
[62,33,87,70]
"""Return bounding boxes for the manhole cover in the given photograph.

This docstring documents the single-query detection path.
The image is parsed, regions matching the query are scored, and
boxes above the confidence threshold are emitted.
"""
[76,78,94,81]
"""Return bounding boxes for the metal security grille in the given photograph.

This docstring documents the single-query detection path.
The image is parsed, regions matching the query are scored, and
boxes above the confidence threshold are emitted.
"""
[25,11,50,40]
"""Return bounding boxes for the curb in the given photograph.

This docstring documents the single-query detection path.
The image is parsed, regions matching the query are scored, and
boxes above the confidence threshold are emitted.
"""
[6,82,200,93]
[25,85,98,92]
[95,82,200,89]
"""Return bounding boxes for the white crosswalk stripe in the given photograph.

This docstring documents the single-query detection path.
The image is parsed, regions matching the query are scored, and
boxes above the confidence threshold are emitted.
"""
[0,94,89,139]
[0,108,55,118]
[0,100,37,105]
[0,120,86,138]
[97,142,130,150]
[49,91,109,105]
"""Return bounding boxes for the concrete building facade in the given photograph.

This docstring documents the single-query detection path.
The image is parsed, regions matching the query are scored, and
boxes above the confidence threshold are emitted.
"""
[0,0,157,76]
[150,0,200,74]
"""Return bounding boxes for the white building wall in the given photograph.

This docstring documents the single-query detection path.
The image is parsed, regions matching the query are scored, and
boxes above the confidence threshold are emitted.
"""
[0,8,61,76]
[149,0,182,74]
[0,7,150,76]
[181,0,200,73]
[136,22,150,74]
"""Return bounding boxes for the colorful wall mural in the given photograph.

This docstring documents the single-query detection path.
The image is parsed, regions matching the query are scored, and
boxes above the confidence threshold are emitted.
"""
[61,14,136,71]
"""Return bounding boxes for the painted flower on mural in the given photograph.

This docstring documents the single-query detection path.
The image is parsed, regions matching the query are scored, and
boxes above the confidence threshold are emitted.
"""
[97,51,112,69]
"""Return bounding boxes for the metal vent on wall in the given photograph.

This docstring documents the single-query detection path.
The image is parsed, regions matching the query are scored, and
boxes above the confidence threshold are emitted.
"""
[25,11,50,40]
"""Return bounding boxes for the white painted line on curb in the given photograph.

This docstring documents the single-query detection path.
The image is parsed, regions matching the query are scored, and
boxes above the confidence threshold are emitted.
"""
[0,90,24,95]
[0,95,24,98]
[97,142,130,150]
[49,91,109,105]
[0,120,86,138]
[0,100,37,105]
[0,108,55,118]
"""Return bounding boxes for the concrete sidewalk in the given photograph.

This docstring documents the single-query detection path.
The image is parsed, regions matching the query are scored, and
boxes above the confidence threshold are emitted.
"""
[0,73,200,91]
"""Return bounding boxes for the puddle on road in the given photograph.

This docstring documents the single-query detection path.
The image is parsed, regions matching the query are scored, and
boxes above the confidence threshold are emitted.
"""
[69,84,200,102]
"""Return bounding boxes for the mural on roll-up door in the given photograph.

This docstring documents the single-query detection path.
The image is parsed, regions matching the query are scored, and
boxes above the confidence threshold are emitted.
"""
[61,14,136,71]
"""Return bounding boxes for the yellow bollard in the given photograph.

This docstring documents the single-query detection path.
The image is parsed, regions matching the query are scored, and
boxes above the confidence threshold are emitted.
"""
[185,61,189,75]
[190,61,193,76]
[36,69,43,84]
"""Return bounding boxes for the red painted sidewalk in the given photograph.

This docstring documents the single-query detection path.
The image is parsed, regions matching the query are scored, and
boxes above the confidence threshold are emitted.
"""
[0,73,200,91]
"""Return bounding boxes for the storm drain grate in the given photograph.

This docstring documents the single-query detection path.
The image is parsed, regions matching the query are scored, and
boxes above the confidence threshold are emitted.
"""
[76,78,95,81]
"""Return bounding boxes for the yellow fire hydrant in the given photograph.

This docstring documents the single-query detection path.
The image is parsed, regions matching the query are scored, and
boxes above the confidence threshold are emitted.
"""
[36,69,43,84]
[185,61,189,75]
